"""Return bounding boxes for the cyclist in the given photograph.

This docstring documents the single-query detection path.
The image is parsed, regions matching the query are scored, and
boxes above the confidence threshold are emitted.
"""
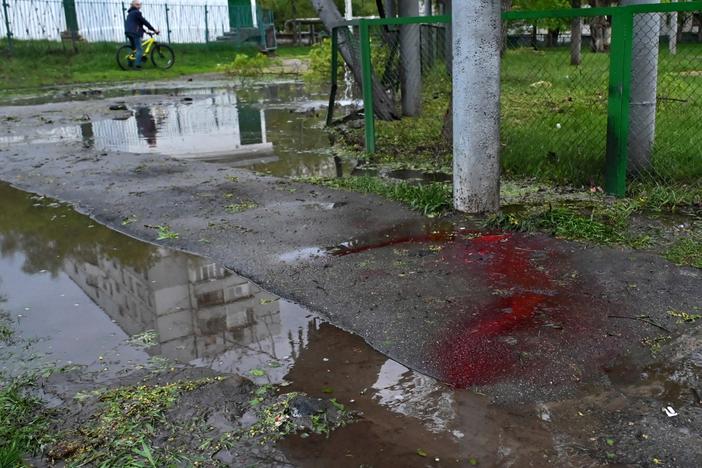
[124,0,160,69]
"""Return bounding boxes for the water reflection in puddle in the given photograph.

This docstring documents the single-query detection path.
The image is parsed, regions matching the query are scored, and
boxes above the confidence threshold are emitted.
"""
[0,182,320,383]
[0,182,459,426]
[2,82,358,179]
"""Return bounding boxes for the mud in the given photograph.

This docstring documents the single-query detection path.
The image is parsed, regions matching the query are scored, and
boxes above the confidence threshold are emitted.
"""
[1,80,702,466]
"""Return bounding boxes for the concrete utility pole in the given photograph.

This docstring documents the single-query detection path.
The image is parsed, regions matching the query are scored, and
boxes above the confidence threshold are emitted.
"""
[345,0,353,21]
[452,0,502,213]
[384,0,396,17]
[621,0,661,172]
[399,0,422,116]
[423,0,432,16]
[669,0,678,55]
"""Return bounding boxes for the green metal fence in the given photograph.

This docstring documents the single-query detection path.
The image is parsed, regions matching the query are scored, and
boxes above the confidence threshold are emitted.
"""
[329,3,702,196]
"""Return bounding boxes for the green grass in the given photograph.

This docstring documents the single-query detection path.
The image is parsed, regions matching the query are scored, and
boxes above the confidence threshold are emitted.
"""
[246,392,352,442]
[0,313,12,343]
[302,175,452,216]
[630,183,702,212]
[485,204,650,247]
[0,41,311,91]
[355,43,702,188]
[485,192,701,257]
[666,237,702,268]
[61,378,218,466]
[155,225,179,241]
[225,201,258,213]
[0,379,52,466]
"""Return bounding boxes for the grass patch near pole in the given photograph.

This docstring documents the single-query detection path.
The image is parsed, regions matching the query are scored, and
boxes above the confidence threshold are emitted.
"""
[301,175,453,217]
[665,237,702,268]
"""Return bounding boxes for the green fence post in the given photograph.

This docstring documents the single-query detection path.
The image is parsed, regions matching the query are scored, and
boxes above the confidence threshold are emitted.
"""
[204,5,209,44]
[605,9,634,196]
[359,19,376,154]
[326,27,339,127]
[2,0,12,52]
[62,0,78,33]
[165,4,171,43]
[257,7,265,50]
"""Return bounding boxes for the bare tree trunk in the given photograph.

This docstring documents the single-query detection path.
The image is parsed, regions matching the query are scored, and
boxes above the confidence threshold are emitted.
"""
[570,0,582,65]
[399,0,422,116]
[384,0,396,17]
[590,16,609,52]
[590,0,611,52]
[531,22,538,48]
[452,0,502,213]
[312,0,399,120]
[501,0,512,55]
[622,0,661,173]
[669,0,678,55]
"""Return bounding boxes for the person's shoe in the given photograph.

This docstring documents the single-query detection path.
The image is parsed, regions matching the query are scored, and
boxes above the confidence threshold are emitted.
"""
[134,66,143,71]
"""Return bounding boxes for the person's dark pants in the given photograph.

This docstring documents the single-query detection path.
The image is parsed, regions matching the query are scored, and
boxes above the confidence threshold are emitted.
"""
[125,33,144,67]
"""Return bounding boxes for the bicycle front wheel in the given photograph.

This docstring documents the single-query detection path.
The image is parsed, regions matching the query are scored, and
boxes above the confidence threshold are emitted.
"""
[116,45,135,70]
[151,44,175,70]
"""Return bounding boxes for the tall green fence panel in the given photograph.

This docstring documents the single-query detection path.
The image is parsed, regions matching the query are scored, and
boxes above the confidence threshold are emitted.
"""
[335,3,702,196]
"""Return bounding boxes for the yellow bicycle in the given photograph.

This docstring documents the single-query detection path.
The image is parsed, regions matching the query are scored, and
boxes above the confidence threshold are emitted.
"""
[116,32,175,70]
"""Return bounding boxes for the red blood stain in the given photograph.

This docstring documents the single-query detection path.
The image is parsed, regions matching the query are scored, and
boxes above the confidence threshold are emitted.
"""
[334,226,618,388]
[435,233,575,387]
[332,232,455,257]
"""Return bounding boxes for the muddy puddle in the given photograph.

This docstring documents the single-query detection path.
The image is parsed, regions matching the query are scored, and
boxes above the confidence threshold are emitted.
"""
[0,182,566,466]
[0,181,317,383]
[1,81,359,179]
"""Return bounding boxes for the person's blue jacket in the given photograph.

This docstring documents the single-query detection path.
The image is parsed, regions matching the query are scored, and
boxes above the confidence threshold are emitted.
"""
[125,7,155,37]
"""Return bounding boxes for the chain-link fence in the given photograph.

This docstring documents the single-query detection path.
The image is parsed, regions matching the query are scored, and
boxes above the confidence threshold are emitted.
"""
[1,0,274,53]
[327,15,451,161]
[330,3,702,195]
[502,13,611,189]
[630,8,702,188]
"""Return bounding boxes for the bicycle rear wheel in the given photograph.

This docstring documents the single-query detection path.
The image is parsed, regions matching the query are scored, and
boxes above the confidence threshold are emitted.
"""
[151,44,175,70]
[116,45,135,70]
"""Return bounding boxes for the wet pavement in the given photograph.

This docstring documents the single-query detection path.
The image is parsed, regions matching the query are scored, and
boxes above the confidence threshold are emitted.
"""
[2,183,702,465]
[2,79,702,466]
[0,182,557,466]
[0,80,699,397]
